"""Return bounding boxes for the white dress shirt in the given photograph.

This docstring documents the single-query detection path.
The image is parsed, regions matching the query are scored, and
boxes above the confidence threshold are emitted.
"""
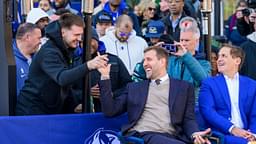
[224,73,244,132]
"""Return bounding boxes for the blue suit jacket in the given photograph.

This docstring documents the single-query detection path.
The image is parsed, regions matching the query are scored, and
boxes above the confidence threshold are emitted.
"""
[99,78,199,143]
[199,74,256,134]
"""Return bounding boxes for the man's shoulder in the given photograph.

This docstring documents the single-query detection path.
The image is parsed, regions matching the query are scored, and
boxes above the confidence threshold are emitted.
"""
[170,77,193,87]
[240,75,256,85]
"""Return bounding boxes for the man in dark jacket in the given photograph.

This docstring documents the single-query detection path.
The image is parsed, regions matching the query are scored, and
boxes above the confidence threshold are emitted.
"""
[240,29,256,80]
[73,28,132,112]
[161,0,188,41]
[16,13,108,115]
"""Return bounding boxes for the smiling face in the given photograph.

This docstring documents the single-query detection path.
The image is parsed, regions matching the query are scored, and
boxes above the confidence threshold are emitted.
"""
[27,28,42,53]
[62,25,83,48]
[217,47,241,77]
[143,48,167,80]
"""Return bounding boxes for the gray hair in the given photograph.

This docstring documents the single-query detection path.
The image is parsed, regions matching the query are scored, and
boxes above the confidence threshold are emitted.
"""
[179,16,200,39]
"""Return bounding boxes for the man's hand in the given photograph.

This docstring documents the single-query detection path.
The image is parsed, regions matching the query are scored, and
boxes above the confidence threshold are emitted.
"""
[74,104,82,113]
[98,62,111,77]
[91,84,100,98]
[192,128,211,144]
[87,53,108,70]
[231,127,255,140]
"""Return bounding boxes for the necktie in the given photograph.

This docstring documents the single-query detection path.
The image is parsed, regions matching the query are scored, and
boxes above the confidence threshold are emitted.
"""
[155,79,161,85]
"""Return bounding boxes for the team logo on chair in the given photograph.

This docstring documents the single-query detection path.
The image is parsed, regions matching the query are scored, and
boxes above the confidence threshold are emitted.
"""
[84,128,120,144]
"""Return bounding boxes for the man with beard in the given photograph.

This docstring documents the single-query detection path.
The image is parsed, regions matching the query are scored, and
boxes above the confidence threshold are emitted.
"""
[72,28,132,112]
[100,14,148,75]
[16,13,108,115]
[98,46,211,144]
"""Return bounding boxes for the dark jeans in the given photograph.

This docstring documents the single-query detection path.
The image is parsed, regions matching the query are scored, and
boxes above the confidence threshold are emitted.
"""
[129,131,186,144]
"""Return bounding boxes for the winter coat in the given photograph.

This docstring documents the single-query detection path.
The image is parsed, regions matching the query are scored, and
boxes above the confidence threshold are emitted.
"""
[16,21,89,115]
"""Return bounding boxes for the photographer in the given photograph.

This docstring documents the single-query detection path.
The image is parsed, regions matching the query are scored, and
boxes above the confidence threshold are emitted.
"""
[239,11,256,80]
[224,0,247,46]
[236,0,256,36]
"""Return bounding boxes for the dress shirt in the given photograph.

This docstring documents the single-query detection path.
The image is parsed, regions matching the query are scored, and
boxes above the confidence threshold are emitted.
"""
[224,73,244,132]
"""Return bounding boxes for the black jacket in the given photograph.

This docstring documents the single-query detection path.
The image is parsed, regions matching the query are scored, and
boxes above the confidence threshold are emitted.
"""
[72,52,132,111]
[161,12,187,41]
[16,21,90,115]
[240,39,256,80]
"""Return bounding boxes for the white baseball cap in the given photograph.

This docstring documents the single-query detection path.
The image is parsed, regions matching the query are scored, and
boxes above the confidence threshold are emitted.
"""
[26,8,50,24]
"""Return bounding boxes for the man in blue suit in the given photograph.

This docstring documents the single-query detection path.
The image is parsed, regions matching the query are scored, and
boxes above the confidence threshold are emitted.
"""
[199,44,256,144]
[98,46,211,144]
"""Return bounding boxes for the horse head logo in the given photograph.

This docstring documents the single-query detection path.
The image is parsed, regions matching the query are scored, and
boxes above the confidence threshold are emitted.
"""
[84,128,121,144]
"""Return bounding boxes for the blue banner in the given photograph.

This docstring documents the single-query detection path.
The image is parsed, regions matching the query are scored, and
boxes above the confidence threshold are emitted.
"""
[0,113,127,144]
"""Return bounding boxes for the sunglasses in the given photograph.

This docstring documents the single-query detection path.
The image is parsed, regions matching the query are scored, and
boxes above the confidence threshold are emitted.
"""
[119,31,131,37]
[148,7,156,11]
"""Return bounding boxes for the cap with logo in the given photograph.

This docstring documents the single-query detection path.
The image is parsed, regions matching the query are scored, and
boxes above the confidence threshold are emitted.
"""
[145,20,165,38]
[96,11,113,23]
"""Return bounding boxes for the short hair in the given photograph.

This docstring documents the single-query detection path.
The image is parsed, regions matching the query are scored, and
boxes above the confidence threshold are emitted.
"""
[55,8,71,16]
[16,23,40,40]
[221,43,245,70]
[115,14,133,28]
[144,46,169,66]
[58,13,84,29]
[179,16,200,39]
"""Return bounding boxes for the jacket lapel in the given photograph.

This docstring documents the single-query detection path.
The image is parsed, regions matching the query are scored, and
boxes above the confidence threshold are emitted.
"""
[238,75,246,124]
[169,78,177,114]
[216,74,231,113]
[135,80,150,121]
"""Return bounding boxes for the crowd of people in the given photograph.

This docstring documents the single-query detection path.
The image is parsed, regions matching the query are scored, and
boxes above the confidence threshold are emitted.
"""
[12,0,256,144]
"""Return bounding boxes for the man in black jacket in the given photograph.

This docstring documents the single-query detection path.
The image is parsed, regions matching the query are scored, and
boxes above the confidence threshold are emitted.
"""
[73,28,132,112]
[16,13,108,115]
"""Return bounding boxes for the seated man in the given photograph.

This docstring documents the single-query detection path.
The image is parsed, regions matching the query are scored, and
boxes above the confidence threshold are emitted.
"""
[132,17,211,105]
[199,44,256,144]
[98,46,211,144]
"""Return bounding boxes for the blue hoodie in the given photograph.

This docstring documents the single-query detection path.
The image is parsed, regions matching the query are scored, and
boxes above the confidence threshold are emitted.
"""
[12,40,33,96]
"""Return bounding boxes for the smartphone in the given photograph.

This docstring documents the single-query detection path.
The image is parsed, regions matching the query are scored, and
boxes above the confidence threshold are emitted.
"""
[161,43,177,53]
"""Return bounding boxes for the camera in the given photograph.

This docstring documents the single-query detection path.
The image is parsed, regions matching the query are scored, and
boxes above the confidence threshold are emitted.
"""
[242,8,255,17]
[242,0,256,16]
[161,44,177,53]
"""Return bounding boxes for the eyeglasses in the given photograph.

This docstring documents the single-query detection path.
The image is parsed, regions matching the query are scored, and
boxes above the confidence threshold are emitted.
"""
[118,31,131,37]
[148,7,156,11]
